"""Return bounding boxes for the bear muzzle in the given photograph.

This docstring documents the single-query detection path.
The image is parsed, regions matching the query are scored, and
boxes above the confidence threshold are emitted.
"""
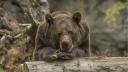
[60,35,74,53]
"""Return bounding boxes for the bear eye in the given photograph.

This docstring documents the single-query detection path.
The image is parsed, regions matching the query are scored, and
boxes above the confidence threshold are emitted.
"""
[57,32,62,36]
[68,31,74,35]
[68,31,76,40]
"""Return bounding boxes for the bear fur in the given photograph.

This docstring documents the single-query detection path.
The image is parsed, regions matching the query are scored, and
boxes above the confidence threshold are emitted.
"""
[33,11,90,61]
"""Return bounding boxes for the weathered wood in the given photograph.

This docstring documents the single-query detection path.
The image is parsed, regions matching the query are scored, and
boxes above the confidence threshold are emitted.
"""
[16,57,128,72]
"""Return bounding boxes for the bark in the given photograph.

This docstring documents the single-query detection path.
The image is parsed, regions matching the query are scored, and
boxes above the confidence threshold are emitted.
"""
[15,57,128,72]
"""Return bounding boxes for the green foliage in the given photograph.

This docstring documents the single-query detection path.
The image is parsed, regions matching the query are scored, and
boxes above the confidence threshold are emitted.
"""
[0,67,5,72]
[104,1,128,23]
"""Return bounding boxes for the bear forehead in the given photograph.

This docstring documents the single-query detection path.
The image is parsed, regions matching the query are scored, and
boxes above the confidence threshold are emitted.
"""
[53,17,75,29]
[51,11,72,18]
[51,11,74,26]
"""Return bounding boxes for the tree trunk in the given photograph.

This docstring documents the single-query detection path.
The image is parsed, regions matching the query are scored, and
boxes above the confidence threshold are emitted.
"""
[15,57,128,72]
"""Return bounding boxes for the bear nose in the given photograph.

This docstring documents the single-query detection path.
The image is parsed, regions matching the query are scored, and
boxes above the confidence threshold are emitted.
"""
[61,42,71,52]
[62,42,68,48]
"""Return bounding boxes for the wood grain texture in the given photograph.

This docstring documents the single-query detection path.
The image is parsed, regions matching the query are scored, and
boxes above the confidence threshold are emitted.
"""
[16,57,128,72]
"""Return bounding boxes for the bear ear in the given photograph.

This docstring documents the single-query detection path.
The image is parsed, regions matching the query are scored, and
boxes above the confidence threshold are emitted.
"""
[45,14,53,25]
[72,12,81,24]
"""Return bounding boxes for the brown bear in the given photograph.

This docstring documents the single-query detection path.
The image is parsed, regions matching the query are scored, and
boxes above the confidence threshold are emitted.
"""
[33,11,90,61]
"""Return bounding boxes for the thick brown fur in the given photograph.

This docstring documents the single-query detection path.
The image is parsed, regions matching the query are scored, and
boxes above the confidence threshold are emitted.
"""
[33,11,90,61]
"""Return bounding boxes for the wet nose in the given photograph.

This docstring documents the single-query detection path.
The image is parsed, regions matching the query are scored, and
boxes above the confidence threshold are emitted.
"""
[61,42,69,51]
[61,41,73,53]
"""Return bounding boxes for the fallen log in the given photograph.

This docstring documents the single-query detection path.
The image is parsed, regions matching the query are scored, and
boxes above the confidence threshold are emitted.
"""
[15,57,128,72]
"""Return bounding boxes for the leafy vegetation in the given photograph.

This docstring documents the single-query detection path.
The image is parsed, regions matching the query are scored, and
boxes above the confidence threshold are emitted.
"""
[0,67,5,72]
[104,1,128,23]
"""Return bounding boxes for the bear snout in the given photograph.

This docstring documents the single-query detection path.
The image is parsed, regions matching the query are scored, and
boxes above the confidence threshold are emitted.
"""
[60,35,73,53]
